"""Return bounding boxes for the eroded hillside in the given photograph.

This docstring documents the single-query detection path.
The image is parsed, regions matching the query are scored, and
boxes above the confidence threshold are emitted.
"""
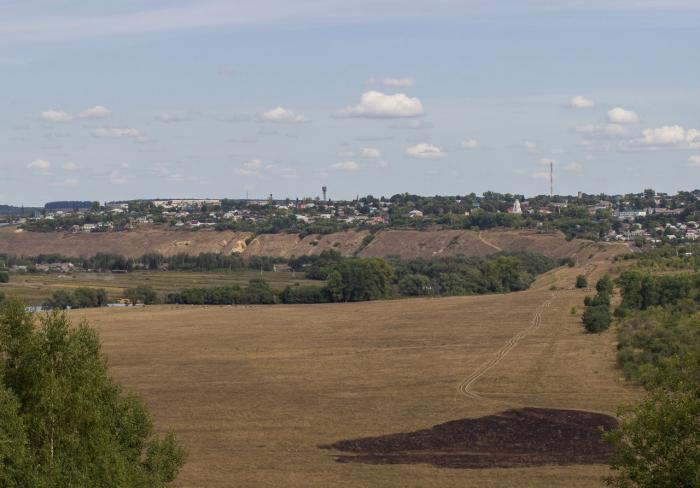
[0,227,589,260]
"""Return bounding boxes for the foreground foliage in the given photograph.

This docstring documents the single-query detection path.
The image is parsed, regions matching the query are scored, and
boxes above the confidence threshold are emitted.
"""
[605,269,700,487]
[0,300,185,487]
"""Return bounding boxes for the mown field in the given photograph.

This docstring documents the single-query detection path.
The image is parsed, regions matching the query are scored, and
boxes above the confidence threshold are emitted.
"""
[67,243,640,488]
[0,270,319,304]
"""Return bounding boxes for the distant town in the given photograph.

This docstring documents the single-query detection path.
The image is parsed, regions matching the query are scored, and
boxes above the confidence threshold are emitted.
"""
[1,188,699,246]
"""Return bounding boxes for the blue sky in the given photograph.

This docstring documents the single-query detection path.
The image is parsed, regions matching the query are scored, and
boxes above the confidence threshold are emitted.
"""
[2,1,700,205]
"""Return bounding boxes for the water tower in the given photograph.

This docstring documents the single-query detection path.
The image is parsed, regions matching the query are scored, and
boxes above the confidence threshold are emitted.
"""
[322,186,327,202]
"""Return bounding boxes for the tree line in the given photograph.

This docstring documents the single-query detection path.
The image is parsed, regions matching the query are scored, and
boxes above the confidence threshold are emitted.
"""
[602,268,700,487]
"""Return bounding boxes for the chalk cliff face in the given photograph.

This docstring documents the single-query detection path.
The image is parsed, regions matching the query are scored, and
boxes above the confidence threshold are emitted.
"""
[0,227,587,260]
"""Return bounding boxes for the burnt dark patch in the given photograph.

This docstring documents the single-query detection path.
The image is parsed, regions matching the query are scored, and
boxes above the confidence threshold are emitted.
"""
[321,407,617,469]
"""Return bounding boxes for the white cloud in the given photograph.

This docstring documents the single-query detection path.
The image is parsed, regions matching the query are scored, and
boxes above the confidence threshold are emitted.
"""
[390,119,434,130]
[78,105,111,119]
[564,161,583,172]
[258,106,308,124]
[630,125,700,149]
[336,91,424,119]
[367,76,415,88]
[576,123,628,138]
[523,141,537,151]
[109,170,127,184]
[461,138,479,149]
[688,155,700,167]
[41,110,72,123]
[406,143,447,159]
[51,178,80,188]
[157,111,191,123]
[236,159,264,176]
[359,147,381,159]
[92,126,143,139]
[329,161,361,172]
[570,96,594,108]
[28,159,51,169]
[607,107,639,124]
[62,161,78,171]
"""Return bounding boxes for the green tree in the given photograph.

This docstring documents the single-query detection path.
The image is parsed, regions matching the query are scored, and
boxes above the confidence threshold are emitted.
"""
[242,279,276,304]
[0,272,8,284]
[582,304,612,332]
[0,300,186,486]
[575,274,588,289]
[125,285,159,305]
[605,355,700,488]
[596,274,614,296]
[326,259,394,302]
[398,274,433,296]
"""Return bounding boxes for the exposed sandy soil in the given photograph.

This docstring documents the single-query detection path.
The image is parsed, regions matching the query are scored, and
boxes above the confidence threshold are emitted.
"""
[0,226,588,260]
[67,242,639,488]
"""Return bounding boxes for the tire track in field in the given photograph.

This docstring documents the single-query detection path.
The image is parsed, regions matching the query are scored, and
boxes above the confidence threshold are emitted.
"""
[458,293,555,400]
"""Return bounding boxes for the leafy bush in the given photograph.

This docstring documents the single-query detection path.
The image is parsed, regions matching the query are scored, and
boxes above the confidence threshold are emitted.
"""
[575,274,588,288]
[582,304,612,333]
[0,271,8,283]
[279,285,329,304]
[124,285,159,305]
[241,279,276,304]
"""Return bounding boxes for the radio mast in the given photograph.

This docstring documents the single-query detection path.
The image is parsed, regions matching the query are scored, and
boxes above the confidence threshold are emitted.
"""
[550,162,554,197]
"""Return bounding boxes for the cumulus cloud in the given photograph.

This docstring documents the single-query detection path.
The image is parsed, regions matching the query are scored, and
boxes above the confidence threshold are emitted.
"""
[390,119,434,130]
[78,105,111,119]
[336,91,424,119]
[41,110,72,123]
[523,141,537,151]
[576,123,629,138]
[41,106,111,122]
[570,96,594,108]
[629,125,700,149]
[51,178,80,188]
[406,143,446,159]
[564,161,583,172]
[157,111,191,123]
[359,147,381,159]
[62,161,78,170]
[258,106,308,124]
[92,126,146,142]
[607,107,639,124]
[235,159,264,176]
[461,138,479,149]
[109,170,128,184]
[329,161,361,172]
[367,76,415,88]
[688,155,700,167]
[28,159,51,169]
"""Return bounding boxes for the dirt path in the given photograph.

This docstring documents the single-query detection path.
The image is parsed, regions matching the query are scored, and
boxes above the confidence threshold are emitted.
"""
[477,231,503,252]
[458,293,555,400]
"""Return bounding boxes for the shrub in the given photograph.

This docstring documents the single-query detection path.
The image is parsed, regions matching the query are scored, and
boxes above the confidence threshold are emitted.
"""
[241,279,276,304]
[280,285,329,304]
[0,271,8,283]
[582,305,612,333]
[575,274,588,288]
[124,285,159,305]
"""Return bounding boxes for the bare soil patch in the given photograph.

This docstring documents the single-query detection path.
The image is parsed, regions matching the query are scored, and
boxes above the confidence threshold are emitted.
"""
[323,407,617,469]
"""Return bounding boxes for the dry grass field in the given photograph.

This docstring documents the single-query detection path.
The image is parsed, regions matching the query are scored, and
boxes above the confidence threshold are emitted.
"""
[0,270,318,305]
[65,242,640,488]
